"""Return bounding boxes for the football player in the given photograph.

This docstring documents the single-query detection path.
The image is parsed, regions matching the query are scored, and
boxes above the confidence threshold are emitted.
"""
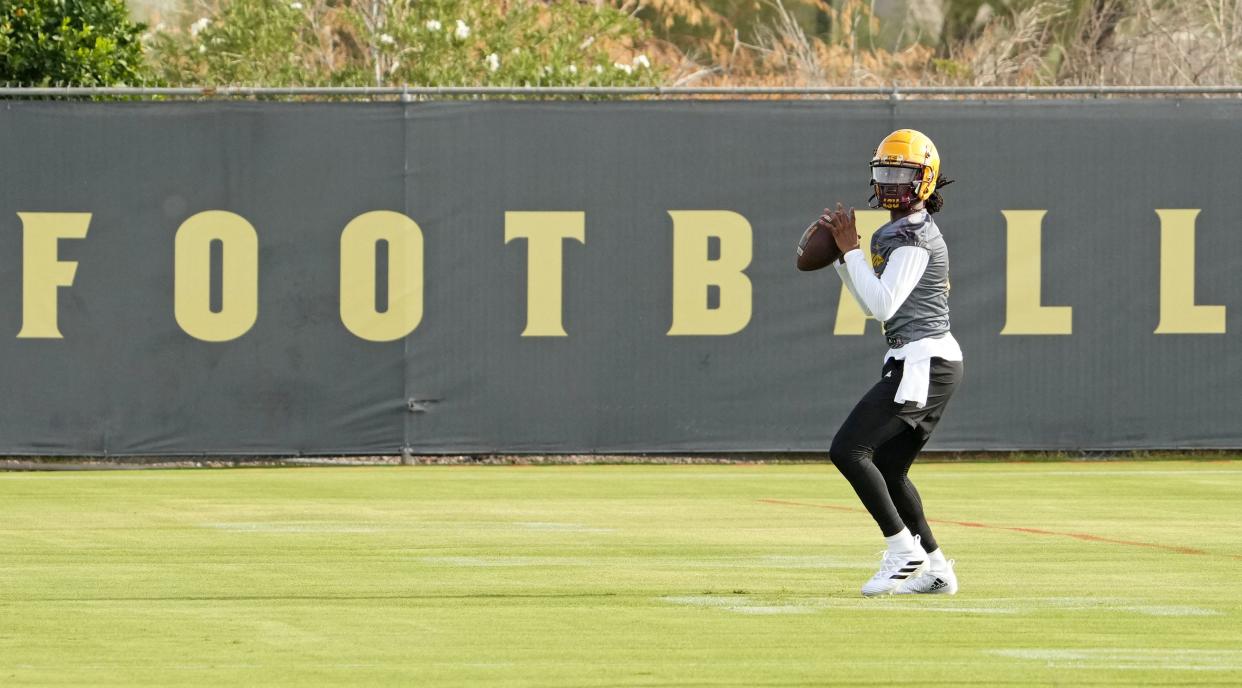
[819,129,963,596]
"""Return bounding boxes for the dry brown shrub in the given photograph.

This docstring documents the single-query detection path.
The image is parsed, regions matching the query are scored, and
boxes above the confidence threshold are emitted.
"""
[655,0,1242,88]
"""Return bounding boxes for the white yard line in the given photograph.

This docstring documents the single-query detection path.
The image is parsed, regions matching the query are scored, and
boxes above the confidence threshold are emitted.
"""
[989,648,1242,671]
[922,469,1242,478]
[659,595,1224,617]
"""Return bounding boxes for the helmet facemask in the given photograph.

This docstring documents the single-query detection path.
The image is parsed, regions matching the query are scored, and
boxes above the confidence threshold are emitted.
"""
[869,164,925,211]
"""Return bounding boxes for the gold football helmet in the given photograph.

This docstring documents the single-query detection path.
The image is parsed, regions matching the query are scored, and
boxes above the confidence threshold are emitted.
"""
[869,129,941,210]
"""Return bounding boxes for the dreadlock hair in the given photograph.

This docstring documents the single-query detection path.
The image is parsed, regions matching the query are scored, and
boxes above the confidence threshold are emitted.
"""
[925,173,955,214]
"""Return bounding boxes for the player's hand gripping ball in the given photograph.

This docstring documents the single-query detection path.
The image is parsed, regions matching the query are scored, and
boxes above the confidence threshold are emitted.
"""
[796,206,846,271]
[826,203,861,255]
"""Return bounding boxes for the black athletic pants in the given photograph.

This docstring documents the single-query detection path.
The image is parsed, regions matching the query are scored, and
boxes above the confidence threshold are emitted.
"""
[828,357,963,553]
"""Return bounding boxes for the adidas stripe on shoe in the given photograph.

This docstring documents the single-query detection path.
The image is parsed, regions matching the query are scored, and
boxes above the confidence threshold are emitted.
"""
[895,559,958,595]
[860,548,928,597]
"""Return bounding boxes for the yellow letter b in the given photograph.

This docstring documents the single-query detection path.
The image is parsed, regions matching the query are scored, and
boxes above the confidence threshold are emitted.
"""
[667,211,753,336]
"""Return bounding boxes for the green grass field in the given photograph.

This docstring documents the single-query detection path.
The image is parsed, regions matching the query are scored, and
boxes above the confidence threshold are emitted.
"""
[2,460,1241,687]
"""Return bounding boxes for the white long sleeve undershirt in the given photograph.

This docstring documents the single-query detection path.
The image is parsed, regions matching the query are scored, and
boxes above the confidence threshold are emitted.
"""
[832,244,962,407]
[832,246,928,322]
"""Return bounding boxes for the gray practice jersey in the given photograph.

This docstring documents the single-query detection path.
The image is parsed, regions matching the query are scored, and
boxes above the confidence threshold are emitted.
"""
[869,210,951,348]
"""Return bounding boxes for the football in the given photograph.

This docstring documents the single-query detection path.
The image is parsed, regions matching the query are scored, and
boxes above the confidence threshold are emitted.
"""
[796,216,842,271]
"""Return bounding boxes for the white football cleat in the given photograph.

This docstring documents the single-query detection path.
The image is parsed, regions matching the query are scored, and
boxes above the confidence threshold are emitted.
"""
[861,546,928,597]
[895,559,958,595]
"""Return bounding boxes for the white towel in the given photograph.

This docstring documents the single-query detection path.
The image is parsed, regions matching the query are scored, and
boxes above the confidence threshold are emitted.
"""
[885,332,963,408]
[894,356,932,408]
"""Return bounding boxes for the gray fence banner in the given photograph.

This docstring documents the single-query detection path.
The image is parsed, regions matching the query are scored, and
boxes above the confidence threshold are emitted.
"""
[0,100,1238,455]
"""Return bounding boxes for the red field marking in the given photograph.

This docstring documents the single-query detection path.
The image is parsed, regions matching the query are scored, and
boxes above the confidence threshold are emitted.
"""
[758,498,859,514]
[756,498,1240,559]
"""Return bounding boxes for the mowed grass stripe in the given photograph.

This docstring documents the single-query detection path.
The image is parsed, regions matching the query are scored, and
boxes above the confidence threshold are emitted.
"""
[755,498,1234,558]
[1,460,1240,687]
